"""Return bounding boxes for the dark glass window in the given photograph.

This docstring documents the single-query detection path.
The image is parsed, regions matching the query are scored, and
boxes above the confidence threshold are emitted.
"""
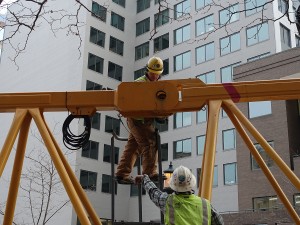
[109,36,124,56]
[80,170,97,191]
[105,116,120,135]
[88,53,104,74]
[103,144,119,164]
[86,80,102,90]
[82,140,99,160]
[154,33,169,52]
[91,1,107,22]
[111,12,125,31]
[108,61,123,81]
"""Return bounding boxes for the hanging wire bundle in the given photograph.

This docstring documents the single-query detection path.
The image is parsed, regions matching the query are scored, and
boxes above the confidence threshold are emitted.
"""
[62,114,91,150]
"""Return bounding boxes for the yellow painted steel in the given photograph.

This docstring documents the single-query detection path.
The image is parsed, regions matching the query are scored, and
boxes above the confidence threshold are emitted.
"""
[1,78,300,224]
[222,100,300,224]
[29,108,93,225]
[199,100,221,200]
[223,100,300,190]
[43,115,102,225]
[4,113,31,225]
[0,109,28,176]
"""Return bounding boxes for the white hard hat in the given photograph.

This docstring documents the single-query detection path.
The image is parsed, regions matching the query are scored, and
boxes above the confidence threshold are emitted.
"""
[169,165,196,192]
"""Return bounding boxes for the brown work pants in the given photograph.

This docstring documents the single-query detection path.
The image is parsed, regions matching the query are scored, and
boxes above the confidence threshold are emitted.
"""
[115,118,158,178]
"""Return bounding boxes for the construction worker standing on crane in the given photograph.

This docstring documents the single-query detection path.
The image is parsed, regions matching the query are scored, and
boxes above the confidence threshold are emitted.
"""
[115,56,166,184]
[135,165,224,225]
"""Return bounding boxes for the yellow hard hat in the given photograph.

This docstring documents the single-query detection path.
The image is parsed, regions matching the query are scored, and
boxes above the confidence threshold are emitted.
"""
[146,56,164,75]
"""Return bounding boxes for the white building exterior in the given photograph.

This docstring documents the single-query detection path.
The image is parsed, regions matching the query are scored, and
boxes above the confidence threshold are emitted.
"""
[0,0,299,225]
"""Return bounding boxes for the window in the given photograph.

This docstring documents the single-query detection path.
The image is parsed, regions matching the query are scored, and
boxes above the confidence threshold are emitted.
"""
[112,0,125,7]
[86,80,102,90]
[135,42,149,60]
[249,101,272,118]
[174,51,191,72]
[220,32,240,55]
[196,42,214,64]
[80,170,97,191]
[103,144,119,164]
[293,193,300,207]
[105,116,120,135]
[251,141,274,170]
[130,184,146,196]
[174,138,192,159]
[196,0,212,10]
[296,35,300,47]
[154,33,169,52]
[109,36,124,56]
[247,52,270,62]
[90,27,105,47]
[197,166,218,187]
[155,119,168,132]
[174,24,190,45]
[197,71,215,83]
[134,68,145,80]
[280,23,291,50]
[246,22,269,46]
[154,9,169,27]
[219,4,239,26]
[162,59,169,76]
[197,135,206,155]
[88,53,104,74]
[278,0,287,14]
[108,61,122,81]
[111,12,125,31]
[136,17,150,36]
[137,0,150,13]
[224,163,237,185]
[174,0,191,19]
[213,165,218,187]
[245,0,266,16]
[197,107,207,123]
[91,112,101,130]
[102,174,117,194]
[91,1,107,22]
[82,140,99,160]
[196,15,214,36]
[161,143,168,161]
[253,196,278,211]
[220,62,240,83]
[174,112,192,128]
[222,128,236,150]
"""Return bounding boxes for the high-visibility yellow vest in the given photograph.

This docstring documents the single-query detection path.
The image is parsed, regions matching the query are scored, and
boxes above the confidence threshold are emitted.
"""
[135,75,148,82]
[165,194,211,225]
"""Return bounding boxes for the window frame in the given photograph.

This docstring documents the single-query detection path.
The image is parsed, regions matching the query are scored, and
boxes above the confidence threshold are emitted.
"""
[173,138,192,159]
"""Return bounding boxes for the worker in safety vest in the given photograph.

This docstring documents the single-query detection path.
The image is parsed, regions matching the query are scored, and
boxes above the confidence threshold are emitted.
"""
[115,56,167,184]
[135,165,224,225]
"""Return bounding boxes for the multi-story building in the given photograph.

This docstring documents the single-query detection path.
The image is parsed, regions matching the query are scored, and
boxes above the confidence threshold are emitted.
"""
[0,0,299,225]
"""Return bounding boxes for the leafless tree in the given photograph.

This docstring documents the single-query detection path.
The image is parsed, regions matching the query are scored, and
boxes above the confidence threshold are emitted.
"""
[16,125,72,225]
[0,122,73,225]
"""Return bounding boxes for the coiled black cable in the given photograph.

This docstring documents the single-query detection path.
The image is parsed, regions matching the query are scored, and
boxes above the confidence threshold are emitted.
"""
[62,114,91,150]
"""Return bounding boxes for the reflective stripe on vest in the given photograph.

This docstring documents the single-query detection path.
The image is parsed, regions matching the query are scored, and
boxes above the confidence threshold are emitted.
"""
[165,194,211,225]
[135,75,148,82]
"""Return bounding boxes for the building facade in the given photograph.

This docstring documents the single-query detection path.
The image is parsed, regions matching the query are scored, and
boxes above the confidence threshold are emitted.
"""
[0,0,299,225]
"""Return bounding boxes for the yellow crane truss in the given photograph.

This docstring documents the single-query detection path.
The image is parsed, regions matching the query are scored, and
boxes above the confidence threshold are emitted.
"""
[0,78,300,225]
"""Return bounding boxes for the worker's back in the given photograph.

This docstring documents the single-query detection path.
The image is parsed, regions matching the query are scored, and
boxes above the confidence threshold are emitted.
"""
[165,194,211,225]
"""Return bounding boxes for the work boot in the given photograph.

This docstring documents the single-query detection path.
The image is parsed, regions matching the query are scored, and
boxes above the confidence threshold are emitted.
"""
[149,174,167,182]
[115,176,134,185]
